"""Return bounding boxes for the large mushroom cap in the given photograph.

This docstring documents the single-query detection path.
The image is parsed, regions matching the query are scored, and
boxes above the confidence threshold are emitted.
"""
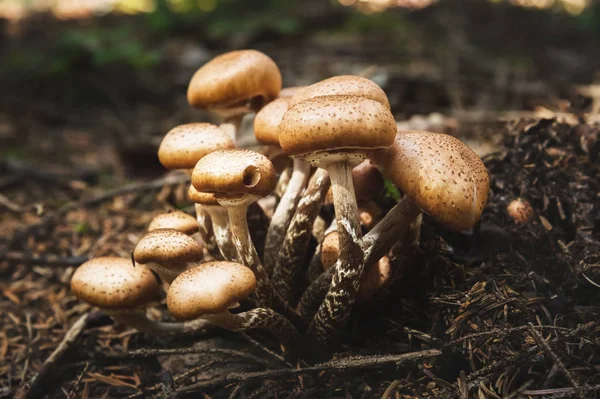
[188,185,220,206]
[376,131,490,231]
[187,50,282,114]
[148,211,199,235]
[279,95,396,163]
[289,75,390,109]
[253,98,288,146]
[71,257,159,309]
[167,261,256,320]
[158,123,234,170]
[191,149,276,198]
[134,229,204,267]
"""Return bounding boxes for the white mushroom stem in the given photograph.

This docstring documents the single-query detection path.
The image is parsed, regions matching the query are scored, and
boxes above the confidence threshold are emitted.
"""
[263,158,311,273]
[200,204,239,262]
[143,262,187,285]
[299,196,421,323]
[306,160,364,347]
[106,309,210,335]
[219,115,244,143]
[193,204,221,260]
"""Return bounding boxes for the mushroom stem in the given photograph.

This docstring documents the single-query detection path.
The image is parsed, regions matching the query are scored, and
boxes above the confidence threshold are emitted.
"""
[144,262,186,285]
[202,308,302,357]
[299,196,421,324]
[272,168,330,303]
[201,204,239,262]
[194,204,222,260]
[219,115,244,143]
[306,161,364,347]
[107,309,210,335]
[263,158,311,273]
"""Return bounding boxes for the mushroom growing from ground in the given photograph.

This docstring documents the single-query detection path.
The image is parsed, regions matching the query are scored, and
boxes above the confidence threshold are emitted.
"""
[133,229,204,284]
[187,50,282,142]
[254,97,311,273]
[507,198,534,223]
[167,261,301,357]
[158,122,235,259]
[279,94,397,347]
[147,211,198,236]
[71,257,207,334]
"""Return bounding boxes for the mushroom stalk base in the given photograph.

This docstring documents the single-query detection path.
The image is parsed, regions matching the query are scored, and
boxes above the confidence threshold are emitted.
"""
[194,204,222,260]
[107,310,209,335]
[263,158,311,274]
[204,205,239,262]
[306,161,364,348]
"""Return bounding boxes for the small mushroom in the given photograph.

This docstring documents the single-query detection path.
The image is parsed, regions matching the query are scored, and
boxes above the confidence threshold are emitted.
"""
[133,229,204,284]
[279,94,396,346]
[148,211,199,235]
[167,261,301,356]
[358,201,383,231]
[187,50,282,141]
[254,98,311,273]
[188,185,239,262]
[70,257,207,334]
[507,198,534,223]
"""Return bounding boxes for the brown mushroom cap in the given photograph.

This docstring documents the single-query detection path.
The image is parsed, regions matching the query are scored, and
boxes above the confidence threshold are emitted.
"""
[375,131,490,231]
[71,257,159,309]
[191,149,276,198]
[288,75,390,109]
[187,50,282,113]
[253,98,288,146]
[134,229,204,268]
[187,185,220,206]
[321,231,340,271]
[158,123,234,170]
[279,95,397,163]
[507,198,534,223]
[148,211,199,235]
[356,256,392,303]
[167,261,256,320]
[352,159,385,202]
[358,201,383,230]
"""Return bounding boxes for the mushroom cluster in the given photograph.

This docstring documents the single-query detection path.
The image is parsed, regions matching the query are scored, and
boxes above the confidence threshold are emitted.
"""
[69,49,490,360]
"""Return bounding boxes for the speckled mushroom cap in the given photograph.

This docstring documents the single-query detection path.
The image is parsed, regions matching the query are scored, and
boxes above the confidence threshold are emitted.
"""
[158,123,234,171]
[321,231,340,271]
[374,131,490,231]
[191,149,276,198]
[167,261,256,320]
[187,185,220,206]
[352,159,384,202]
[187,50,282,115]
[253,98,288,146]
[279,95,396,165]
[148,211,199,235]
[356,256,392,303]
[71,257,159,309]
[288,75,390,109]
[133,229,204,267]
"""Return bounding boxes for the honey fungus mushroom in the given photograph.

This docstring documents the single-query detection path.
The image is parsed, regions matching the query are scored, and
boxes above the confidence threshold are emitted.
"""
[70,257,207,334]
[187,50,282,141]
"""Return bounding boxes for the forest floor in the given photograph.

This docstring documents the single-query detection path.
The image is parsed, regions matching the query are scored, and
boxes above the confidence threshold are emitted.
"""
[1,2,600,398]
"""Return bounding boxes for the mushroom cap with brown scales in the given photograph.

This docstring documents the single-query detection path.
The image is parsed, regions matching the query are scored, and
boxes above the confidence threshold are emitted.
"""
[253,98,288,146]
[288,75,390,109]
[375,131,490,232]
[158,123,234,170]
[71,257,160,309]
[507,198,534,223]
[187,50,282,114]
[279,95,397,165]
[134,229,204,267]
[148,211,199,235]
[191,149,277,198]
[167,261,256,320]
[321,231,340,271]
[356,256,392,303]
[188,185,220,206]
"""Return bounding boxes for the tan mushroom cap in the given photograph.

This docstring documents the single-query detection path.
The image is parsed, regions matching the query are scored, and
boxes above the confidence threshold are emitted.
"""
[187,50,282,113]
[71,257,159,309]
[134,229,203,268]
[279,95,397,163]
[356,256,392,303]
[278,86,306,100]
[507,198,534,223]
[191,149,276,198]
[167,261,256,320]
[253,98,288,146]
[321,231,340,271]
[358,201,383,230]
[376,131,490,231]
[352,159,385,202]
[158,123,234,170]
[288,75,390,109]
[148,211,199,235]
[187,185,220,206]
